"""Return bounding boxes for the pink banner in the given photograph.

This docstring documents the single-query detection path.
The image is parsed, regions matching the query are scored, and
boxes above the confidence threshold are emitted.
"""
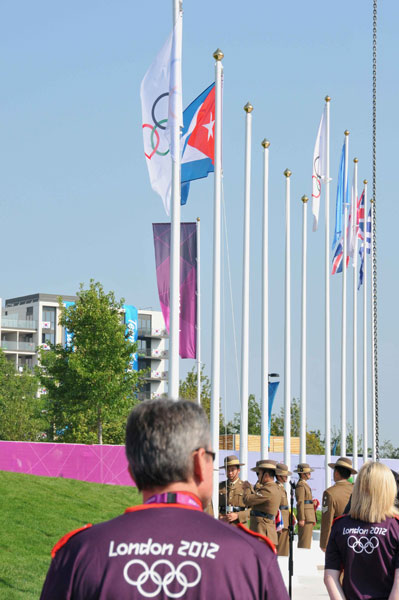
[0,441,133,486]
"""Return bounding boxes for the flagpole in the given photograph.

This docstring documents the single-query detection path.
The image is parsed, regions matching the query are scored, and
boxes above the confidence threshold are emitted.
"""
[324,96,331,490]
[284,168,292,476]
[261,138,270,459]
[341,130,349,455]
[211,48,223,517]
[362,181,368,460]
[371,197,376,462]
[352,158,359,472]
[168,0,183,400]
[196,217,201,405]
[300,194,308,464]
[239,102,253,482]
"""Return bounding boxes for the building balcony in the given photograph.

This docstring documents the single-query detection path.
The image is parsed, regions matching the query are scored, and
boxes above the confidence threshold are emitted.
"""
[1,340,36,352]
[1,318,37,330]
[137,348,168,359]
[146,370,168,381]
[138,327,168,339]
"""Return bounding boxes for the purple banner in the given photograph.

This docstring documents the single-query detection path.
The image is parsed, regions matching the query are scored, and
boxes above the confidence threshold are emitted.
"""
[153,222,197,358]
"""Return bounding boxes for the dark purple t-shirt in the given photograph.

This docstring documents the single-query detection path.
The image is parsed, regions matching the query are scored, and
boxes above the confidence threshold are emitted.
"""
[40,503,289,599]
[325,514,399,599]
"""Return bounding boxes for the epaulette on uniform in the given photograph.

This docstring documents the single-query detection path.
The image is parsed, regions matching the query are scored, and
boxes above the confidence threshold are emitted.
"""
[51,524,92,558]
[237,523,277,554]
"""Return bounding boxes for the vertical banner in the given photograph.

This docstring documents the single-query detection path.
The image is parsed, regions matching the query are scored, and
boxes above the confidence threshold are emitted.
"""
[268,381,280,444]
[123,304,138,370]
[153,222,197,358]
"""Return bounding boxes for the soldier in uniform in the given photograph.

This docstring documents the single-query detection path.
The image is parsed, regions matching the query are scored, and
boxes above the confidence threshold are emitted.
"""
[294,462,316,549]
[218,455,251,525]
[243,460,281,546]
[275,463,292,556]
[320,456,356,551]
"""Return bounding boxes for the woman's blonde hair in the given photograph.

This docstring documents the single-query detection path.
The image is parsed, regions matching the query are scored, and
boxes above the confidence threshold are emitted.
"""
[350,461,399,523]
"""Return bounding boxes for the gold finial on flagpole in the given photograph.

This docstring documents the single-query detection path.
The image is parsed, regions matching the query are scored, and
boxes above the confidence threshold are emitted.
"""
[197,217,200,222]
[354,158,358,163]
[363,179,368,184]
[344,130,350,136]
[325,95,331,102]
[301,195,309,203]
[261,139,270,148]
[244,102,253,113]
[284,169,292,178]
[213,49,224,61]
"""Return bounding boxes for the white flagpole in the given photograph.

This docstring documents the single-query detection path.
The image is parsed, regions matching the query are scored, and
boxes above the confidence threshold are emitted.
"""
[371,198,376,462]
[300,194,308,464]
[261,139,270,459]
[211,48,223,517]
[284,168,292,475]
[324,96,331,489]
[196,217,201,405]
[169,0,182,399]
[341,130,349,455]
[362,181,368,460]
[352,158,359,472]
[239,102,253,481]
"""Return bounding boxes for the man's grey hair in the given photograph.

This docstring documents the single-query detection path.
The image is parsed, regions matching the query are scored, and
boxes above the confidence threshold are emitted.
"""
[125,398,211,491]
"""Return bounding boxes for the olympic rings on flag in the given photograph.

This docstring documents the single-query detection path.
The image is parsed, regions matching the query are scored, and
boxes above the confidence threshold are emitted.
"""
[347,535,379,554]
[123,558,202,598]
[312,175,321,199]
[143,92,170,160]
[151,92,169,130]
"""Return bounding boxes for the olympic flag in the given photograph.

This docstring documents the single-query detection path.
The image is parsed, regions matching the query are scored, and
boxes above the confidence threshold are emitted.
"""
[140,16,182,216]
[312,106,327,231]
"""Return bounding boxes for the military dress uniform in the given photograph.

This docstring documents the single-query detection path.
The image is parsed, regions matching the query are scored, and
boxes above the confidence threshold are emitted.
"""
[243,460,280,546]
[320,457,356,550]
[294,463,316,549]
[275,463,292,557]
[219,455,251,525]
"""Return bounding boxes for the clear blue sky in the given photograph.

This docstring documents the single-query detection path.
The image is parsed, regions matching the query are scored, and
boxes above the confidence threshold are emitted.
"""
[2,1,398,447]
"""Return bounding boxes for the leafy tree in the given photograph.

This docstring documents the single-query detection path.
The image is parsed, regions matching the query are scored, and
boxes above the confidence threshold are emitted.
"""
[37,281,143,445]
[232,395,261,435]
[0,350,42,441]
[179,366,234,434]
[270,398,324,454]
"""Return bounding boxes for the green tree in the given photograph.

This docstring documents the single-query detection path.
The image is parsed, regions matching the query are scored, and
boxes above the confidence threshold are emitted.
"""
[0,350,42,441]
[179,366,234,434]
[270,398,324,454]
[37,281,143,445]
[232,395,261,435]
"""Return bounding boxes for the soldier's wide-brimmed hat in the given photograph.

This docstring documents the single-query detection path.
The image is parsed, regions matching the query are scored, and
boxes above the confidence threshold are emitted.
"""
[250,459,277,473]
[276,463,292,476]
[219,455,244,469]
[328,456,357,475]
[294,463,314,473]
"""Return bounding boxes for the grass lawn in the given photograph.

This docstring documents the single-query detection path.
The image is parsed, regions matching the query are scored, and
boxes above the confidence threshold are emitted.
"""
[0,471,141,600]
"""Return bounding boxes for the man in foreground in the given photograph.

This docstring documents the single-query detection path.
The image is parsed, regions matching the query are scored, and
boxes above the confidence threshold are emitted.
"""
[319,456,356,552]
[218,455,250,525]
[40,399,288,599]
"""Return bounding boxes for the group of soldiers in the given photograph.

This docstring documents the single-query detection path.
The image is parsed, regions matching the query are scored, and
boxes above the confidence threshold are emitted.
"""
[218,454,357,554]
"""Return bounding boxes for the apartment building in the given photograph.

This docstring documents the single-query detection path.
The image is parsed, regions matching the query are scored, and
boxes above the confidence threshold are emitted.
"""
[0,293,168,399]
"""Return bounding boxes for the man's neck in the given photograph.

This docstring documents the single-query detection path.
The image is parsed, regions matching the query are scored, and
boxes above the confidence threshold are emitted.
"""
[142,482,201,504]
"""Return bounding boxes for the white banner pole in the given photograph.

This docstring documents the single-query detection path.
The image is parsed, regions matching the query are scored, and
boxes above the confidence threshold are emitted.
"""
[363,181,368,460]
[239,102,253,482]
[353,158,359,472]
[341,130,349,455]
[196,217,201,405]
[261,139,270,459]
[300,194,308,463]
[284,168,292,476]
[324,96,331,489]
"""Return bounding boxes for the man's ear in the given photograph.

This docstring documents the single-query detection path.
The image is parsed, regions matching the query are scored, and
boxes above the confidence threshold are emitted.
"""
[193,449,205,483]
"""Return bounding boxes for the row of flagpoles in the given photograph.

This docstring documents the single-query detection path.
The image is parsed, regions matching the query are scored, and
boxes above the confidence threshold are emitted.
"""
[141,2,375,515]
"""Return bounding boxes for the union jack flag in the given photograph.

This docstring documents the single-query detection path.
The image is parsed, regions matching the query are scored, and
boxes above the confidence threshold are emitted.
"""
[357,191,365,241]
[358,207,372,289]
[332,240,349,275]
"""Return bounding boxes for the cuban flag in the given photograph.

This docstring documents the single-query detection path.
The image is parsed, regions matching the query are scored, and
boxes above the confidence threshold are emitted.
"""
[180,83,215,205]
[358,207,372,289]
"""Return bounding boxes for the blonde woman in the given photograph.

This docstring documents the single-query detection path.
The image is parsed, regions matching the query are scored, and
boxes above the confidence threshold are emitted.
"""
[324,462,399,600]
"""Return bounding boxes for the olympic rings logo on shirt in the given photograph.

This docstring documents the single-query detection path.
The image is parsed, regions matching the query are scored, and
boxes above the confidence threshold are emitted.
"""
[347,535,380,554]
[123,558,202,598]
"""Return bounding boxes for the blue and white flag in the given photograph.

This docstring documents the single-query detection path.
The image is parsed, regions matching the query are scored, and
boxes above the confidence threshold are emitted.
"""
[180,83,215,205]
[332,142,349,250]
[358,207,372,289]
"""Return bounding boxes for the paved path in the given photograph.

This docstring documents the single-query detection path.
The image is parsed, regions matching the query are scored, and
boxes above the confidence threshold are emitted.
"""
[277,532,329,599]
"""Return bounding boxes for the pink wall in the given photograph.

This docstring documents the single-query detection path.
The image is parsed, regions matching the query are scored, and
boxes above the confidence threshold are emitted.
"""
[0,440,133,486]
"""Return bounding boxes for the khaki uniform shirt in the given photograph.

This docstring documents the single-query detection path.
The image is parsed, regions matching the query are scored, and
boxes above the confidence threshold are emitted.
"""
[218,478,250,524]
[244,480,281,544]
[276,481,289,529]
[320,479,353,549]
[295,479,315,523]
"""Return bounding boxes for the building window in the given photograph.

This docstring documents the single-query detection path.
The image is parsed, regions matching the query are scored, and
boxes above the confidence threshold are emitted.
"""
[26,307,33,320]
[42,332,55,345]
[42,306,56,328]
[138,314,151,334]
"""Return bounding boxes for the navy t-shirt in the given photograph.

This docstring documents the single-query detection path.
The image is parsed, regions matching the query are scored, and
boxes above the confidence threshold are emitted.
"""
[40,502,289,599]
[325,514,399,599]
